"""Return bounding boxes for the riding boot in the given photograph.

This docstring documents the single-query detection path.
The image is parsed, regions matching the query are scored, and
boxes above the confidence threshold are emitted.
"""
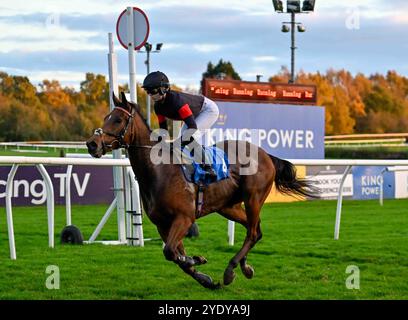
[199,144,217,179]
[184,137,217,179]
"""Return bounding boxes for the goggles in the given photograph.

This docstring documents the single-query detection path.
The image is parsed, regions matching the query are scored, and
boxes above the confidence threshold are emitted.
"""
[145,88,161,95]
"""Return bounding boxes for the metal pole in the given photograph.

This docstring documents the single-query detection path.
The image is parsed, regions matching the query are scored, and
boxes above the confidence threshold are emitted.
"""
[334,165,352,240]
[108,32,126,243]
[89,197,118,242]
[228,220,235,246]
[65,165,73,226]
[127,7,137,103]
[146,47,151,127]
[379,168,386,206]
[6,164,19,260]
[36,164,55,249]
[290,11,296,83]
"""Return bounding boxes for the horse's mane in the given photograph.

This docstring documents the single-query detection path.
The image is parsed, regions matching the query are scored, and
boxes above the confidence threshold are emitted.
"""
[128,101,152,134]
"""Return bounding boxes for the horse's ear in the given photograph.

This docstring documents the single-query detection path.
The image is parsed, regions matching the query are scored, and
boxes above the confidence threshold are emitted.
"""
[112,91,121,107]
[120,92,128,105]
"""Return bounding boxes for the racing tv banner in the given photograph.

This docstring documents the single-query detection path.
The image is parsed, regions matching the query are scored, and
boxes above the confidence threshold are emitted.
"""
[0,166,114,206]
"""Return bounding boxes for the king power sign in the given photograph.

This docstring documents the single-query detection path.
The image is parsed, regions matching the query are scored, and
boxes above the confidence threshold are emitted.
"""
[204,102,325,159]
[202,79,325,159]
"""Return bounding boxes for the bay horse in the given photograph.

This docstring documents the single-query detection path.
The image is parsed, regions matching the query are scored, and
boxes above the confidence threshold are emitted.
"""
[86,92,317,289]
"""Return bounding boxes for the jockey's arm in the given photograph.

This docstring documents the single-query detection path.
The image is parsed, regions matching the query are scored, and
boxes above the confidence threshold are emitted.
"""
[178,103,197,130]
[156,114,168,131]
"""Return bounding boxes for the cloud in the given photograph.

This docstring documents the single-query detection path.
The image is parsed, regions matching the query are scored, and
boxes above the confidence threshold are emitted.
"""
[0,0,407,91]
[192,44,222,53]
[0,18,104,53]
[252,56,279,62]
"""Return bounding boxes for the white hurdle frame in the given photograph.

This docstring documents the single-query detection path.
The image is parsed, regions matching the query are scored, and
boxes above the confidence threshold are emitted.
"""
[64,153,144,245]
[1,156,131,260]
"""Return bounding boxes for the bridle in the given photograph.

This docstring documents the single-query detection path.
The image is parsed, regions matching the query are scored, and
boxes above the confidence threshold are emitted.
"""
[94,106,152,150]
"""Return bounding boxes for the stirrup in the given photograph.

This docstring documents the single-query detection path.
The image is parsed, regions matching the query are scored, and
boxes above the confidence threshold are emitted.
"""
[202,165,217,178]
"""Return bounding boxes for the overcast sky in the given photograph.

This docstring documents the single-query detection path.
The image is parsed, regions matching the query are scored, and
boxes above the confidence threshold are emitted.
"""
[0,0,407,91]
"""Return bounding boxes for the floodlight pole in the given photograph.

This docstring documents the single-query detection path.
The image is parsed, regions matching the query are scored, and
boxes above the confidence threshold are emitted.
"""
[145,45,151,126]
[290,12,296,84]
[139,42,162,126]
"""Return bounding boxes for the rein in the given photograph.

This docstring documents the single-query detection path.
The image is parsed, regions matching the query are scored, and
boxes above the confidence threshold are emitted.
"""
[94,106,153,150]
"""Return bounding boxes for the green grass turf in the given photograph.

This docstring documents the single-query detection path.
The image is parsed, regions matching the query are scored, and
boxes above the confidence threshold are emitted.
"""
[0,147,88,157]
[0,199,407,300]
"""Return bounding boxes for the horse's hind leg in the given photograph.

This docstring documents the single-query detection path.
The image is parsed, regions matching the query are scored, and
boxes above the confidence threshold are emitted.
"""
[219,204,256,279]
[223,197,263,286]
[239,221,262,279]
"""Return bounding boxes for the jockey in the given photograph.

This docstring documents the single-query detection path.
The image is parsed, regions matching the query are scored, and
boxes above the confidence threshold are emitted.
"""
[142,71,219,178]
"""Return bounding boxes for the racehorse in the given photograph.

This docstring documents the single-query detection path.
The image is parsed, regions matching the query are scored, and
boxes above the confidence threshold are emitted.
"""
[86,92,317,289]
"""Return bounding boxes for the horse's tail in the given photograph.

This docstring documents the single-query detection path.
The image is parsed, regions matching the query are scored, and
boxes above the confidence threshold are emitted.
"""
[269,154,320,199]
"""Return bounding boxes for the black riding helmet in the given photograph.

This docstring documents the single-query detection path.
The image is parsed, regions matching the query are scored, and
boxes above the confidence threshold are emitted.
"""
[142,71,170,95]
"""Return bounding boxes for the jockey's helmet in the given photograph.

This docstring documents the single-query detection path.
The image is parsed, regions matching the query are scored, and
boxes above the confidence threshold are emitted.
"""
[142,71,170,95]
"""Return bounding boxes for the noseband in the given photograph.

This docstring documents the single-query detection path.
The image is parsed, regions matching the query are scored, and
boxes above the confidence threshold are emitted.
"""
[94,107,134,150]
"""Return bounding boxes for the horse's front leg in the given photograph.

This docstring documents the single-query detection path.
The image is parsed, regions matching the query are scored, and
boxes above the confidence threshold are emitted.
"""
[157,224,205,267]
[162,216,219,289]
[176,241,219,289]
[177,242,208,267]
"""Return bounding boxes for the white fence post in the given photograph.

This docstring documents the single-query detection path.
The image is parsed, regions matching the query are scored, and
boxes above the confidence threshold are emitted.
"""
[108,32,127,243]
[334,165,352,240]
[65,165,73,225]
[5,164,19,260]
[36,164,55,248]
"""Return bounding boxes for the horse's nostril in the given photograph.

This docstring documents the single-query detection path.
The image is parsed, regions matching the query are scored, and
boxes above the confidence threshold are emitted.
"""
[87,141,97,151]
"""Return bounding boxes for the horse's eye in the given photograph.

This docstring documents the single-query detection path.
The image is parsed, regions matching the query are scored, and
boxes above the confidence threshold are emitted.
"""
[115,118,122,124]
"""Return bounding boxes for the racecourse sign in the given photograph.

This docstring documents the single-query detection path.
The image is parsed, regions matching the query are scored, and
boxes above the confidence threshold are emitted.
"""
[201,78,323,158]
[202,78,317,104]
[205,101,325,159]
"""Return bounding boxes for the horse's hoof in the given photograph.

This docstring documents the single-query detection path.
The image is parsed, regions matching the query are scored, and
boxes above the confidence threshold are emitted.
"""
[241,264,254,279]
[193,256,207,265]
[210,282,222,290]
[195,272,217,289]
[223,269,236,286]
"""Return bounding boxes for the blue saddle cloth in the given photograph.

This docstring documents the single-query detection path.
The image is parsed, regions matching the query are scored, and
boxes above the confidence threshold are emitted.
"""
[181,146,230,186]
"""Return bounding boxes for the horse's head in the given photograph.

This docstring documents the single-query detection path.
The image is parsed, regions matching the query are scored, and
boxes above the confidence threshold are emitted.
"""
[86,92,135,158]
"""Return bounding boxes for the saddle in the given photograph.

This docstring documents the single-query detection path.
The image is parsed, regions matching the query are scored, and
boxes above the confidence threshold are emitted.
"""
[180,145,229,185]
[179,145,230,217]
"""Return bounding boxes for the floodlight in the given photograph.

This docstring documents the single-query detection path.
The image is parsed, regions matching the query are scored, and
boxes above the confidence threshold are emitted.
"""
[297,24,306,32]
[302,0,316,12]
[272,0,284,12]
[144,42,152,52]
[287,0,301,13]
[156,43,163,51]
[281,24,290,32]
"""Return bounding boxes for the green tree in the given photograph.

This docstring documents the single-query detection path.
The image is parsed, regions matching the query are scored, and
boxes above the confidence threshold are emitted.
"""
[201,59,241,91]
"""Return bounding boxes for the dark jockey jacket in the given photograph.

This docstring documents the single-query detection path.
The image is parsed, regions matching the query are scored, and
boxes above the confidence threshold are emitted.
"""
[154,90,205,131]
